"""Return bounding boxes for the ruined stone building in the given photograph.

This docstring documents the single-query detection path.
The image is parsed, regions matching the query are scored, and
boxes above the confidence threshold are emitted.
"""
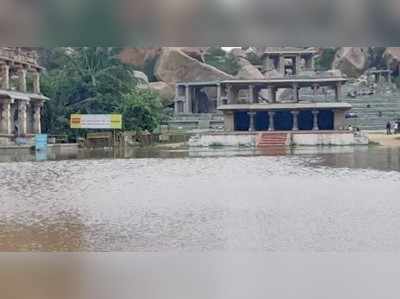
[0,47,48,144]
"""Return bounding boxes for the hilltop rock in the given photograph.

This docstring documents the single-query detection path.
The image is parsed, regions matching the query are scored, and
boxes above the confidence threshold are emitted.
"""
[119,48,160,68]
[154,48,234,84]
[332,47,368,78]
[179,47,208,62]
[149,81,175,105]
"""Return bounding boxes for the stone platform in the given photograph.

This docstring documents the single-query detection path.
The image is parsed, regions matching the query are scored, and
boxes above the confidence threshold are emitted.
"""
[189,131,369,147]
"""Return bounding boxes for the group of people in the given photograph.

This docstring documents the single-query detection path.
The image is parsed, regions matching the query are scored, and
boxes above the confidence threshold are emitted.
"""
[386,120,400,135]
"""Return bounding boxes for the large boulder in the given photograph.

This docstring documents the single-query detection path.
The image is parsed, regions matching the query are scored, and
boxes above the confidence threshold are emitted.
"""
[236,58,265,80]
[149,81,175,105]
[179,47,208,62]
[332,47,368,78]
[119,48,160,68]
[231,48,265,80]
[383,47,400,73]
[154,48,234,84]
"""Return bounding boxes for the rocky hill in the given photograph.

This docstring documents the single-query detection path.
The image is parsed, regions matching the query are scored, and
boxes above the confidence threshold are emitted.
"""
[118,47,400,104]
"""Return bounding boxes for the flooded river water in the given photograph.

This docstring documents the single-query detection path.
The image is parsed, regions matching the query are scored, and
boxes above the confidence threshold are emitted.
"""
[1,146,400,251]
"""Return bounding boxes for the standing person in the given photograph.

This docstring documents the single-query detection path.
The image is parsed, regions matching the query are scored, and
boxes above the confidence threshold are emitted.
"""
[394,121,399,134]
[386,121,392,135]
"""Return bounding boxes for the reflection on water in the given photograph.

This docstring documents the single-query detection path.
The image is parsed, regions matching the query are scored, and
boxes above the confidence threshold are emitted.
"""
[1,145,400,251]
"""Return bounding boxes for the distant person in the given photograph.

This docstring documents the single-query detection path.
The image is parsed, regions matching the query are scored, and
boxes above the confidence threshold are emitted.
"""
[348,125,353,132]
[394,121,399,134]
[386,121,392,135]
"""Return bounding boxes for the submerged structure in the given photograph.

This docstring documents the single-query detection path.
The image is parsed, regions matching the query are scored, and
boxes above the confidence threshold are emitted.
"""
[172,47,369,146]
[174,77,349,132]
[0,47,48,145]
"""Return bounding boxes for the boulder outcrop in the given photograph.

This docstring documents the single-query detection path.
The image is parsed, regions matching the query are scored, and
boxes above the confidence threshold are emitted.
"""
[154,48,233,84]
[119,48,160,68]
[149,81,175,105]
[332,47,368,78]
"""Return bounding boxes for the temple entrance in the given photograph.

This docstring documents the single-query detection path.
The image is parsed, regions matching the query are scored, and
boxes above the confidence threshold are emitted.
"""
[318,110,334,130]
[298,110,314,130]
[274,111,293,131]
[234,111,250,131]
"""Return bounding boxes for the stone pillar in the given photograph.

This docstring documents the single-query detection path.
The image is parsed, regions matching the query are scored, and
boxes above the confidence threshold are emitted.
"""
[295,55,301,75]
[226,84,233,104]
[184,85,192,114]
[312,84,318,96]
[312,110,319,131]
[1,64,10,90]
[248,112,256,132]
[335,82,342,102]
[269,86,277,103]
[174,85,180,114]
[291,111,299,131]
[32,70,41,94]
[268,111,275,131]
[18,100,28,136]
[0,100,11,134]
[278,55,285,76]
[248,84,255,104]
[216,84,222,107]
[17,67,27,93]
[32,102,43,134]
[293,83,299,102]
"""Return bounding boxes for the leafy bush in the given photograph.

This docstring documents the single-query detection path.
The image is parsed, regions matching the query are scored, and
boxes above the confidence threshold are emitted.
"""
[204,47,240,75]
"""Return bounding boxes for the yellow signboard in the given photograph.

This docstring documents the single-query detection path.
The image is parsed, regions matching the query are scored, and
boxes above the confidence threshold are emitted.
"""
[70,114,122,129]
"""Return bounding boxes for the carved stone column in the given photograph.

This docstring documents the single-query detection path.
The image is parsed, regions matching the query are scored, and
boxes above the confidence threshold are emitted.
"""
[248,84,255,104]
[335,82,342,102]
[32,102,43,134]
[18,100,28,136]
[32,70,41,94]
[17,67,27,93]
[312,110,319,131]
[293,83,299,102]
[268,111,275,131]
[291,111,299,131]
[278,55,285,76]
[248,112,256,132]
[184,85,192,114]
[1,64,10,90]
[0,100,11,134]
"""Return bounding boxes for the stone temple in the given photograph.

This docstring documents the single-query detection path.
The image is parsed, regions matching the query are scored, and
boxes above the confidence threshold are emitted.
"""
[0,47,48,145]
[172,47,367,146]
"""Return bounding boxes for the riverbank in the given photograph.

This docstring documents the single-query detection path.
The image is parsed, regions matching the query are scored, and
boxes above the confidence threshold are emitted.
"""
[368,132,400,147]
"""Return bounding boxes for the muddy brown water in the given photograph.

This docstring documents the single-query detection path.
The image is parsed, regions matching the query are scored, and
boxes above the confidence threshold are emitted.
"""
[0,145,400,251]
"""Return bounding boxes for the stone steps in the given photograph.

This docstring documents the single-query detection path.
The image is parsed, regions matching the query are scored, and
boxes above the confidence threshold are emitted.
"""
[344,94,400,130]
[256,133,288,147]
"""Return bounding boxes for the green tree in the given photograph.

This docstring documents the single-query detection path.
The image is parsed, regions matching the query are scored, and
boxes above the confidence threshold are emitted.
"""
[204,47,240,75]
[315,48,337,71]
[41,47,162,137]
[120,89,162,132]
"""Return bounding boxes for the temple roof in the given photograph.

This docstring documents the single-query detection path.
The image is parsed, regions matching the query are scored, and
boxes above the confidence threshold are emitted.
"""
[0,89,49,101]
[218,102,352,111]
